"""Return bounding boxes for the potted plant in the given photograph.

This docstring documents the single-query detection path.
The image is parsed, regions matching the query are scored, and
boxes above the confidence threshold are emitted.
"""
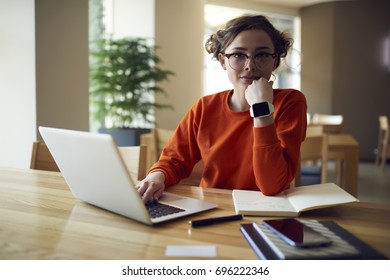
[89,37,174,145]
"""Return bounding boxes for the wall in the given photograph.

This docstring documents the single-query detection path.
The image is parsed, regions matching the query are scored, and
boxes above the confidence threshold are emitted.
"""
[301,0,390,160]
[333,0,390,160]
[0,0,89,169]
[154,0,205,129]
[208,0,299,17]
[0,0,36,168]
[35,0,89,134]
[300,4,334,114]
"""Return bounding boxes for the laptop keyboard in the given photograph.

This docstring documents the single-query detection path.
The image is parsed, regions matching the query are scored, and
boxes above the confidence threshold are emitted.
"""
[146,201,186,219]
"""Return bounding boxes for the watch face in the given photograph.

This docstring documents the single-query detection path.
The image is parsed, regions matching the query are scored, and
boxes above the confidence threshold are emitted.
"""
[253,102,270,117]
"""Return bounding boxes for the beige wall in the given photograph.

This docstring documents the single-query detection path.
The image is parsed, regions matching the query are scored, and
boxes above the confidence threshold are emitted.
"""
[154,0,205,130]
[301,4,334,114]
[301,0,390,159]
[208,0,299,17]
[35,0,89,135]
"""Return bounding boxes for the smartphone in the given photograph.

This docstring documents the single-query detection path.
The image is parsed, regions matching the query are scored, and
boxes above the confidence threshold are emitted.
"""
[262,218,332,248]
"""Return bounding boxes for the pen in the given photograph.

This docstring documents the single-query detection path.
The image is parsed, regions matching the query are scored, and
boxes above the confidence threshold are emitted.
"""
[189,214,243,228]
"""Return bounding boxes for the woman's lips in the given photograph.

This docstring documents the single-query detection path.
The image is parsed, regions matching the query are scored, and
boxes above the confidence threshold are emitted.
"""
[241,76,260,83]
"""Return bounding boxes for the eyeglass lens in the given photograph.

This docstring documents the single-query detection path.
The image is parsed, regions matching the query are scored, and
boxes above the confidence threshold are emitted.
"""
[227,53,275,70]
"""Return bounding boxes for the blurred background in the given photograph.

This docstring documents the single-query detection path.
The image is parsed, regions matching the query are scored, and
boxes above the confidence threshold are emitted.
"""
[1,0,389,169]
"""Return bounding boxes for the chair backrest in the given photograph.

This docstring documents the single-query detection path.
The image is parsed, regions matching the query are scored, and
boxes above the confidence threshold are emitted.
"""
[118,145,147,182]
[306,113,311,125]
[306,125,324,136]
[293,125,324,187]
[377,115,389,171]
[312,113,343,125]
[30,141,60,172]
[292,160,302,188]
[321,124,345,134]
[152,127,174,161]
[31,141,147,181]
[311,114,344,133]
[299,134,329,184]
[379,115,389,135]
[308,123,344,134]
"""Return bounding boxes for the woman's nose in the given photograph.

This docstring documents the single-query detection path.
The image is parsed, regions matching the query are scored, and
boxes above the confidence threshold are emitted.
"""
[244,56,256,70]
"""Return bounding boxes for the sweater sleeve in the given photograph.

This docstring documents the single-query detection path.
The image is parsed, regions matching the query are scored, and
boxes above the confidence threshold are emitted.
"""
[148,103,202,186]
[253,90,307,195]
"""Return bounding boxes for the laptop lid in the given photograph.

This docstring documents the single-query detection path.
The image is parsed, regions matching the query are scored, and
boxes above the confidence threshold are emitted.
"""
[39,126,217,225]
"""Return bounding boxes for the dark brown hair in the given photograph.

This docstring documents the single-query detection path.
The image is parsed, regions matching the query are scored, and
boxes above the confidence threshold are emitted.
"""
[205,14,293,68]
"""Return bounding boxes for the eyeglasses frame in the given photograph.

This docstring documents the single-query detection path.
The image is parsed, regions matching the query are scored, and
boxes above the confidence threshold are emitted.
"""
[223,52,277,70]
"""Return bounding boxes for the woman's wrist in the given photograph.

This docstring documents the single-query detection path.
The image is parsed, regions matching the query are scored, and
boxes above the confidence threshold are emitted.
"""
[253,114,274,127]
[148,170,166,184]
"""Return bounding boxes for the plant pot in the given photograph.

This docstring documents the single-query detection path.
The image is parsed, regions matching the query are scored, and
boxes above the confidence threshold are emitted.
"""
[98,127,151,146]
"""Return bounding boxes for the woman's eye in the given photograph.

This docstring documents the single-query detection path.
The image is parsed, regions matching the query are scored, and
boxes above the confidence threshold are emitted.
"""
[256,53,269,58]
[255,53,272,59]
[233,53,246,59]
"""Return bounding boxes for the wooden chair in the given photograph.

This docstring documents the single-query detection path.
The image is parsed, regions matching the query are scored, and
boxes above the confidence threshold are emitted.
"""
[304,125,325,166]
[31,141,147,182]
[118,145,148,182]
[306,124,324,136]
[307,121,345,185]
[152,127,174,162]
[298,134,329,186]
[312,113,344,125]
[311,113,345,133]
[30,141,60,172]
[309,124,345,134]
[306,113,311,125]
[375,115,389,171]
[292,162,301,188]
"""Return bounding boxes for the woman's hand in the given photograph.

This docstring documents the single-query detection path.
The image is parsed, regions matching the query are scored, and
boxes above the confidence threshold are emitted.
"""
[245,77,275,127]
[136,171,166,203]
[245,77,274,106]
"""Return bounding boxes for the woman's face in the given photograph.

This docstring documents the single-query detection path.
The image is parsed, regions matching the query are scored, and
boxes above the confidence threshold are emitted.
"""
[218,29,276,95]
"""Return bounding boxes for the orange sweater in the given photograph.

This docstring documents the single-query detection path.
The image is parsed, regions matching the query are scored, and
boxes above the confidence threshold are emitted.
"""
[150,89,307,195]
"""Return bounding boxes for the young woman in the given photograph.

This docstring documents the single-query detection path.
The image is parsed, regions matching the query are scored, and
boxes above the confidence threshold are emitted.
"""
[137,14,307,203]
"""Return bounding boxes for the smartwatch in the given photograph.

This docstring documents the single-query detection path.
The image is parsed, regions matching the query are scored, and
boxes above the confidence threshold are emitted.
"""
[249,102,274,118]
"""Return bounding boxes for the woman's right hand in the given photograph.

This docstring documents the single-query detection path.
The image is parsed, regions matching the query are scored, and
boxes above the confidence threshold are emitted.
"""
[136,171,166,203]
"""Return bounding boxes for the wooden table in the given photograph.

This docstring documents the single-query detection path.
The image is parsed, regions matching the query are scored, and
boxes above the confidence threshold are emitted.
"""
[327,134,359,195]
[305,132,359,196]
[1,167,388,260]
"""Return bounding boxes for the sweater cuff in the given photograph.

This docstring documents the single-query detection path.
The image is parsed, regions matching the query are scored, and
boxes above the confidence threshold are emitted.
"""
[253,124,279,147]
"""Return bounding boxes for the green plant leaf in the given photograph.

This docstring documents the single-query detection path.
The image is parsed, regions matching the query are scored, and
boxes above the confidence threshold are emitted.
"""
[89,37,175,128]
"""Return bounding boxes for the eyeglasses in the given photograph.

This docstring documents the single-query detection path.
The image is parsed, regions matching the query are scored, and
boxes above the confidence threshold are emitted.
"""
[224,52,276,70]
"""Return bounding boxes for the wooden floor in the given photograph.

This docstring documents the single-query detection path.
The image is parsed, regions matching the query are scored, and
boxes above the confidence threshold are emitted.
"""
[327,161,390,205]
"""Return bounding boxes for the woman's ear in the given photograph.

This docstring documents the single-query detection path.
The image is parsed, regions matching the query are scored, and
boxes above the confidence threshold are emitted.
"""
[218,53,227,70]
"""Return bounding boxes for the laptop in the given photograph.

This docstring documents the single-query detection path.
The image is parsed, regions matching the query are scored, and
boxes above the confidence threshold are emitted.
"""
[39,126,217,225]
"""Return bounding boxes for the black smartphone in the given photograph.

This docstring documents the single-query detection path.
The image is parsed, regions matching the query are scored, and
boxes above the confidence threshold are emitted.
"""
[262,218,332,248]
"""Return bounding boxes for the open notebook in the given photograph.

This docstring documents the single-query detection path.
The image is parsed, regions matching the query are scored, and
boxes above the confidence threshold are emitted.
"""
[39,126,217,225]
[232,183,358,217]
